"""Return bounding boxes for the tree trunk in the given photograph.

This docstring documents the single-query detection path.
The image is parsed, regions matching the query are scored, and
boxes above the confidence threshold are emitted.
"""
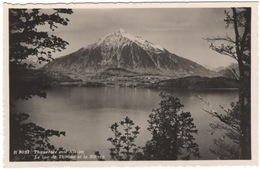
[232,8,251,159]
[238,74,251,159]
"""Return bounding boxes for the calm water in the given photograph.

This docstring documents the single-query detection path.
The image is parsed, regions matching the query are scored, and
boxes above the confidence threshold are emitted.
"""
[15,87,238,160]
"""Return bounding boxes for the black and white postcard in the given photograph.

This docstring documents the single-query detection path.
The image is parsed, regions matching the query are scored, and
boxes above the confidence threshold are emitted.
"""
[3,2,258,167]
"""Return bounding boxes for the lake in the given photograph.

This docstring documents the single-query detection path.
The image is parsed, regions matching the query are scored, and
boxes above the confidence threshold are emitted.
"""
[14,86,238,160]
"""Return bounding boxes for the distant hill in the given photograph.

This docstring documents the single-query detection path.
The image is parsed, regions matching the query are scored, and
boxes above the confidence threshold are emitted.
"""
[216,63,239,79]
[156,76,239,89]
[24,69,238,89]
[43,29,214,77]
[23,69,82,86]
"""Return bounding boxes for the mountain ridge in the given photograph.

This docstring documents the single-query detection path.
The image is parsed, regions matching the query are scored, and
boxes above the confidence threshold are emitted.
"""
[43,29,214,77]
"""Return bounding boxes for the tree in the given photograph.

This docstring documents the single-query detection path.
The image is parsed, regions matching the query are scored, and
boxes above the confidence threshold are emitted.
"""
[94,151,105,161]
[107,116,141,160]
[199,96,241,159]
[206,8,251,159]
[10,113,68,161]
[9,8,73,100]
[142,93,200,160]
[9,8,73,161]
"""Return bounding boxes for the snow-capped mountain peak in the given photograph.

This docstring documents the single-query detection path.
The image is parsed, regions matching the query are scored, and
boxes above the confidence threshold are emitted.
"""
[89,29,165,52]
[117,29,165,51]
[44,29,211,77]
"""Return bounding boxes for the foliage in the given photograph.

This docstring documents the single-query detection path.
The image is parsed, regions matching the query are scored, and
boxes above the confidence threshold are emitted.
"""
[206,8,251,159]
[200,97,241,159]
[9,8,73,161]
[9,8,73,100]
[107,116,141,160]
[142,93,200,160]
[9,9,73,63]
[94,151,105,161]
[10,113,72,161]
[206,8,250,67]
[106,93,200,161]
[200,97,250,159]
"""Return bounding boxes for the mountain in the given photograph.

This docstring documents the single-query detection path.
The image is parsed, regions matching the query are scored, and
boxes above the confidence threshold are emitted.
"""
[216,63,239,79]
[215,63,238,72]
[43,29,213,77]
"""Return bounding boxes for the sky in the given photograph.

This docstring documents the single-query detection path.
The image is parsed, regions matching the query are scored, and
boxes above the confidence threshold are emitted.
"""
[47,8,237,69]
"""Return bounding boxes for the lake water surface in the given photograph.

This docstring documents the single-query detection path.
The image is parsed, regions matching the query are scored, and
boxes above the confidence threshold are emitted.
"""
[15,87,238,160]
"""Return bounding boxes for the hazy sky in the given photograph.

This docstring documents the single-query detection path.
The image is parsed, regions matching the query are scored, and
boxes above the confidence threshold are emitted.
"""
[48,8,236,68]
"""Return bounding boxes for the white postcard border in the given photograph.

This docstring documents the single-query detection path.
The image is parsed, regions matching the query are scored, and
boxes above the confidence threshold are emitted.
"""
[3,2,259,167]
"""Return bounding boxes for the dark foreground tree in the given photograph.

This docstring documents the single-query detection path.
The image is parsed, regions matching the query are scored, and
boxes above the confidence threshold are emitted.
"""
[206,8,251,159]
[199,96,241,159]
[10,113,69,161]
[10,8,73,100]
[9,8,73,161]
[107,116,141,160]
[142,93,200,160]
[107,93,200,161]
